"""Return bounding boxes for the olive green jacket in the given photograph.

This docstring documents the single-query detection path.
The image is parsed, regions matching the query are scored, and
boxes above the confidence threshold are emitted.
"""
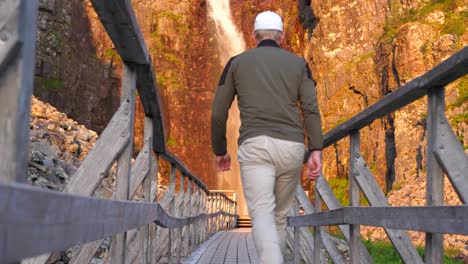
[211,39,323,156]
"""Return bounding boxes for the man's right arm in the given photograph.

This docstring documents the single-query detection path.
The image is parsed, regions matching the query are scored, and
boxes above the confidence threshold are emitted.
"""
[211,57,237,156]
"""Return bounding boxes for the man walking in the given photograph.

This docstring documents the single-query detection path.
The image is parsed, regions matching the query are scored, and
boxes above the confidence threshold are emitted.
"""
[211,11,323,263]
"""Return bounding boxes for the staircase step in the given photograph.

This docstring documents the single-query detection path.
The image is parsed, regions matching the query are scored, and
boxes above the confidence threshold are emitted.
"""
[237,215,252,228]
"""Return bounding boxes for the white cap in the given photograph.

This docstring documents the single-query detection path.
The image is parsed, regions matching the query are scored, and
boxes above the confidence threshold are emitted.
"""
[254,11,283,32]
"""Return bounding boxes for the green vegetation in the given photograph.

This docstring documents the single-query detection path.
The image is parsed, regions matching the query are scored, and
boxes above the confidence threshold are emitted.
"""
[167,136,178,147]
[104,48,120,61]
[449,76,468,109]
[382,0,467,44]
[442,12,466,36]
[332,116,351,129]
[344,51,376,71]
[328,178,349,205]
[35,76,64,90]
[158,72,180,90]
[363,240,463,263]
[451,113,468,127]
[149,10,188,91]
[327,177,369,206]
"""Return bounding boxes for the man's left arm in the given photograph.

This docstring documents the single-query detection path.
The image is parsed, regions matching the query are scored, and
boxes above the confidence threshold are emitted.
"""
[299,60,323,180]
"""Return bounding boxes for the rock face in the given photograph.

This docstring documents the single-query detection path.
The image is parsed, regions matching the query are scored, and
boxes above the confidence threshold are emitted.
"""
[28,97,99,191]
[34,0,120,133]
[307,0,467,188]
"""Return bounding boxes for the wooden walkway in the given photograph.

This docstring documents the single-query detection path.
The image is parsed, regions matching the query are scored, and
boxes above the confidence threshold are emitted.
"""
[187,229,258,264]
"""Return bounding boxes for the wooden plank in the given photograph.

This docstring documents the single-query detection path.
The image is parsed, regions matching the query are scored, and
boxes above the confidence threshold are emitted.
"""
[288,205,468,234]
[64,99,132,195]
[148,155,159,264]
[129,141,151,198]
[175,175,185,264]
[434,114,468,204]
[67,141,152,264]
[89,1,166,153]
[161,152,210,193]
[354,154,424,264]
[196,186,204,244]
[135,62,166,154]
[15,185,229,263]
[0,183,160,262]
[189,182,196,252]
[0,0,38,183]
[314,185,322,264]
[246,232,258,263]
[111,63,136,264]
[0,0,20,75]
[153,190,174,262]
[349,131,361,264]
[168,164,176,264]
[68,240,103,264]
[293,200,300,264]
[315,176,374,264]
[184,186,193,251]
[89,0,148,64]
[208,230,234,264]
[237,232,250,263]
[295,184,345,264]
[196,231,230,263]
[426,87,445,264]
[139,117,153,264]
[323,47,468,148]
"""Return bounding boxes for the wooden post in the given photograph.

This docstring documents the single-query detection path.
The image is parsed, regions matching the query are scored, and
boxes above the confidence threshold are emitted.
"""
[168,163,176,264]
[184,179,193,255]
[314,184,322,264]
[426,87,445,264]
[194,185,201,246]
[188,180,195,252]
[140,117,153,264]
[175,174,185,264]
[349,130,361,264]
[0,0,38,184]
[293,199,300,264]
[202,191,209,240]
[149,155,159,264]
[110,63,136,264]
[209,194,214,234]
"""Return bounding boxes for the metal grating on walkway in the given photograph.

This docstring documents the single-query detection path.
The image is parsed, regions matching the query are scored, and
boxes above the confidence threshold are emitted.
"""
[185,228,258,264]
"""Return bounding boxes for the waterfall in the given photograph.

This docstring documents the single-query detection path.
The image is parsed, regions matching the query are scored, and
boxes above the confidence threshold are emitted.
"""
[207,0,246,63]
[206,0,248,216]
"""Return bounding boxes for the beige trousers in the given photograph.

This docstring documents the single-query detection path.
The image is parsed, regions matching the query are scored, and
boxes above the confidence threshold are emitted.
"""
[238,135,305,264]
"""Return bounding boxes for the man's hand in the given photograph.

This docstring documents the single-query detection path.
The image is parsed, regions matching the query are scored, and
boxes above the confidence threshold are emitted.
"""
[216,153,231,171]
[306,150,322,180]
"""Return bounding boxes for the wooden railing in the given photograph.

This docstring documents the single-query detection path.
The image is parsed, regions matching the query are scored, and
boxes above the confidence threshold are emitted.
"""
[287,47,468,264]
[0,1,236,263]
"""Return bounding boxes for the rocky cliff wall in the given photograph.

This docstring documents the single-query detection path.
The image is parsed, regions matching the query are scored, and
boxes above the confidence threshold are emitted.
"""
[32,0,467,197]
[307,0,467,190]
[34,0,121,133]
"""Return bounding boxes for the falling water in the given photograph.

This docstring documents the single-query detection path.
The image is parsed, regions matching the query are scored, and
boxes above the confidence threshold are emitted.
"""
[206,0,248,216]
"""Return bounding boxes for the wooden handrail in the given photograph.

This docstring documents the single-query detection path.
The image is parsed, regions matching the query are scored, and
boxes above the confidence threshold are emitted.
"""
[90,0,166,153]
[161,151,238,205]
[0,182,236,262]
[0,0,237,263]
[288,206,468,235]
[323,47,468,148]
[288,47,468,264]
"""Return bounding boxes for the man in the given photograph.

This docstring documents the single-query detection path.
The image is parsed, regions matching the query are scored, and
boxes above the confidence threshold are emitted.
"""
[211,11,323,263]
